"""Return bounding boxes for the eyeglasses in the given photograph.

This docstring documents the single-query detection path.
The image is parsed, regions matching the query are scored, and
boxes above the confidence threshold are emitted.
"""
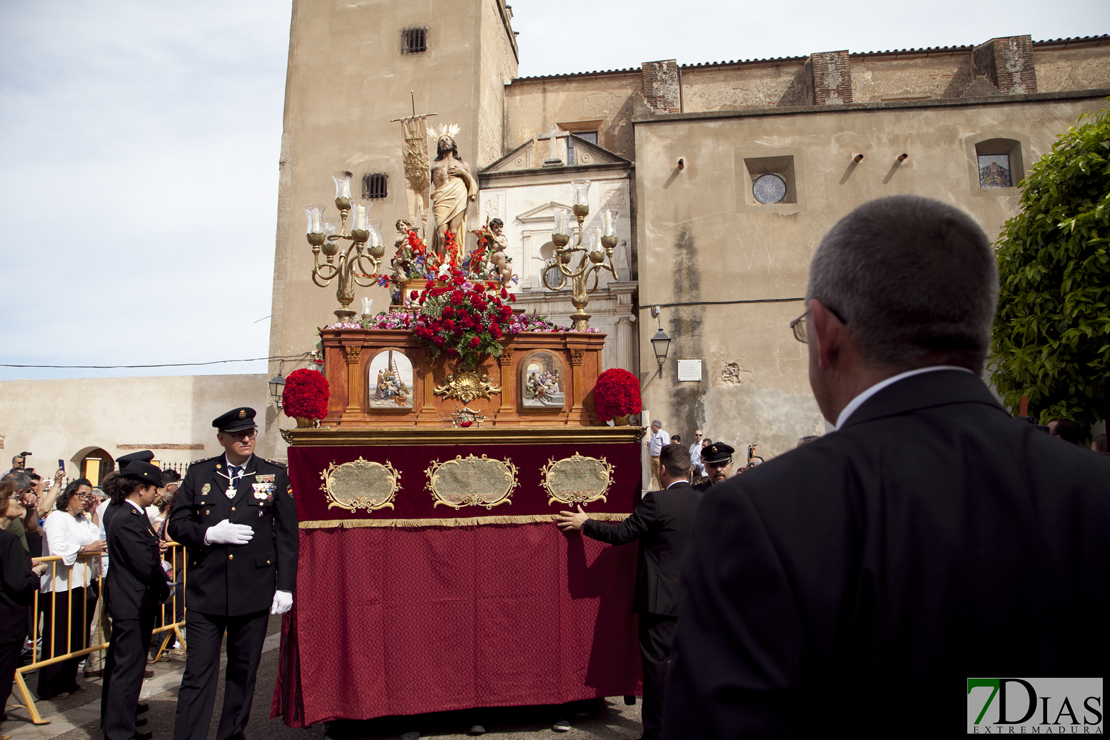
[789,304,847,344]
[222,430,257,441]
[694,434,702,437]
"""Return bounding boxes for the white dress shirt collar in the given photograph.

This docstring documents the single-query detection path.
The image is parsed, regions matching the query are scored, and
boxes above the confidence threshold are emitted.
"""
[835,365,973,430]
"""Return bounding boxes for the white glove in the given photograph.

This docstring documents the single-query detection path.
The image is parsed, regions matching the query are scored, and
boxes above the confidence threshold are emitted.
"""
[205,519,254,546]
[271,590,293,615]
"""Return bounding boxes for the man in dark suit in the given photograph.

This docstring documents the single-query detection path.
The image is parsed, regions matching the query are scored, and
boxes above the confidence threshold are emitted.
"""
[663,196,1110,739]
[168,407,298,740]
[555,443,701,740]
[102,461,171,740]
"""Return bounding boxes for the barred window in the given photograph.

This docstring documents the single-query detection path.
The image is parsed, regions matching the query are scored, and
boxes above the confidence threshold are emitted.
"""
[402,27,427,54]
[363,173,388,200]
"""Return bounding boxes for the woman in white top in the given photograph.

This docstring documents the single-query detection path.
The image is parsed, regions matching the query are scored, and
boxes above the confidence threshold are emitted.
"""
[37,478,105,699]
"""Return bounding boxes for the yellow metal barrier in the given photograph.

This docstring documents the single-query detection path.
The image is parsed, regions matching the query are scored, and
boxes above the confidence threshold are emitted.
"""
[11,543,187,725]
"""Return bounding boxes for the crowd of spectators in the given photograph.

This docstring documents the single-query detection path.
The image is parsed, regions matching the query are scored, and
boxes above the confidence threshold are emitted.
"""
[0,458,185,733]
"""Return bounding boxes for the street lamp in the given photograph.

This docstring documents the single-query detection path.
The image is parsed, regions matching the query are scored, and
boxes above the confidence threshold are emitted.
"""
[269,372,286,409]
[651,329,671,378]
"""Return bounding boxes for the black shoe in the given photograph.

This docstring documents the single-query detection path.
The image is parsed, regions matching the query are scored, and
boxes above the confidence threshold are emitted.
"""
[136,718,148,727]
[136,703,150,714]
[136,732,153,740]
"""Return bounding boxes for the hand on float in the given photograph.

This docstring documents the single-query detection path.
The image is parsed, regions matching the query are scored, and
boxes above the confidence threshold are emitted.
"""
[205,519,254,546]
[554,505,588,532]
[271,590,293,615]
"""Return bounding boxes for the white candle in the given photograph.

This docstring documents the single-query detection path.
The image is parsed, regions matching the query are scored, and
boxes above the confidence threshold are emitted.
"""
[555,209,569,237]
[594,227,602,249]
[311,212,322,233]
[603,210,614,237]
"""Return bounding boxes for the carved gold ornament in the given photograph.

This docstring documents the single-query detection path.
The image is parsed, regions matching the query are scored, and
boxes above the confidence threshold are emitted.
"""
[540,453,615,506]
[433,371,502,403]
[319,457,401,513]
[426,454,517,510]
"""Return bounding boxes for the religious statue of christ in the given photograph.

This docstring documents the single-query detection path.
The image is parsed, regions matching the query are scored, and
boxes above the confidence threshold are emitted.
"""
[429,127,478,261]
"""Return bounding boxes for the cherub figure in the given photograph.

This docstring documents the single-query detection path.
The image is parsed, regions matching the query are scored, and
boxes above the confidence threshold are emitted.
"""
[486,218,513,287]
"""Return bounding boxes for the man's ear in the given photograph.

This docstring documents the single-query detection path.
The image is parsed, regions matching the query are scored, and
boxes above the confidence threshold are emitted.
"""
[659,464,668,480]
[809,298,846,372]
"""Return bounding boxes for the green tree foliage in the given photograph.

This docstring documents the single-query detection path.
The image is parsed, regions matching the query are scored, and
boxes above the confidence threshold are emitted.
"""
[990,104,1110,428]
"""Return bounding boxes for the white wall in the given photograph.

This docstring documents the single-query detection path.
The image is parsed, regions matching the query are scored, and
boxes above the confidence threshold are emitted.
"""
[0,374,271,474]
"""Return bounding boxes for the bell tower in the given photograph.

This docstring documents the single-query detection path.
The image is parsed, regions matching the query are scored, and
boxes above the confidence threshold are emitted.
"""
[264,0,518,450]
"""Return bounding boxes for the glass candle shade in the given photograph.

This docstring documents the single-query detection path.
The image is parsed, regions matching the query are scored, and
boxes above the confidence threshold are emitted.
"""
[367,220,383,247]
[304,204,326,235]
[602,209,617,237]
[322,217,339,237]
[366,220,385,257]
[552,207,571,245]
[333,171,353,208]
[352,203,370,232]
[572,181,590,209]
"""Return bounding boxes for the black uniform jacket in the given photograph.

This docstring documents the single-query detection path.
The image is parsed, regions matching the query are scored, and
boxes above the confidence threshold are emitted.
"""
[0,528,39,643]
[105,502,170,618]
[168,455,297,616]
[664,369,1110,739]
[582,481,703,616]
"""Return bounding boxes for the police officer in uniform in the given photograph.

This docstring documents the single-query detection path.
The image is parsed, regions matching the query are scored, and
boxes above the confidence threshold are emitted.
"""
[168,408,297,740]
[694,443,735,491]
[102,461,170,740]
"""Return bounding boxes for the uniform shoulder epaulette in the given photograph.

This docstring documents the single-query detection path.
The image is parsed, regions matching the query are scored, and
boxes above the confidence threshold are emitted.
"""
[260,458,287,469]
[189,456,218,467]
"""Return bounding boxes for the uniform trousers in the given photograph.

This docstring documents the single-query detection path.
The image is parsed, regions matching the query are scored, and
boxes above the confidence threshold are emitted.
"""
[172,609,268,740]
[100,613,155,740]
[638,612,677,740]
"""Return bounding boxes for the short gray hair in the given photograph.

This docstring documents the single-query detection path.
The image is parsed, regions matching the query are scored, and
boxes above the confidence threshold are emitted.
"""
[806,196,998,371]
[651,419,662,428]
[1,471,31,492]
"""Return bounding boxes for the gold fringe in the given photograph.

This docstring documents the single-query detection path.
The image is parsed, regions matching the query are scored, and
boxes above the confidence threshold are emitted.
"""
[299,512,631,529]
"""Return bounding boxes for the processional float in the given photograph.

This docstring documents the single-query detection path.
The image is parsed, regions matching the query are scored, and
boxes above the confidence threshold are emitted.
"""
[272,115,644,727]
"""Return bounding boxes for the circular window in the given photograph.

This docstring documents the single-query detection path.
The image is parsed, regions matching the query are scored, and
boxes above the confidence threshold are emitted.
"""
[752,173,787,205]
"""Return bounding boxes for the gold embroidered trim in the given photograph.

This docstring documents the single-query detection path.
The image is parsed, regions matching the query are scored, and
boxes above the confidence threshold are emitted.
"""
[298,512,631,529]
[540,453,615,506]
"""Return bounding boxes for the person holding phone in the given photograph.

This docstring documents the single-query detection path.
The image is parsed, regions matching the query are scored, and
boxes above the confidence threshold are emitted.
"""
[38,479,104,699]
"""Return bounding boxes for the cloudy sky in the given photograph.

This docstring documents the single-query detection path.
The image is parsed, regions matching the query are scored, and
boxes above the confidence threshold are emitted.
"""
[1,0,1106,381]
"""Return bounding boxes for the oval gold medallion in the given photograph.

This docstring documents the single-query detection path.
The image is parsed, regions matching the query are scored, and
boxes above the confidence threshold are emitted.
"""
[320,457,401,513]
[426,454,518,510]
[540,453,614,506]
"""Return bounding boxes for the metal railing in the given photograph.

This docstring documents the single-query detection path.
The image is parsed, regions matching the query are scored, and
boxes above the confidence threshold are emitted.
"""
[10,544,187,725]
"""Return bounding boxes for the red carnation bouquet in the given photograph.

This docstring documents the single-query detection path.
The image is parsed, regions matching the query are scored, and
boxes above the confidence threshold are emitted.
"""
[412,266,516,368]
[282,368,330,420]
[593,368,642,422]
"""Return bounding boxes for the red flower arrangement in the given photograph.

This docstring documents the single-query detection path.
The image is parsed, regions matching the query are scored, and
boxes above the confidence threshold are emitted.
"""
[592,368,642,422]
[412,266,516,368]
[282,368,330,420]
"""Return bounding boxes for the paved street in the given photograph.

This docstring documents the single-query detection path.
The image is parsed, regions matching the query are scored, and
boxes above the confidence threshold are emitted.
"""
[3,617,643,740]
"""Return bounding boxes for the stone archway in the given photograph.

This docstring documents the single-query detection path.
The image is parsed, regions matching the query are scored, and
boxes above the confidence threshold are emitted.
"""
[72,446,115,487]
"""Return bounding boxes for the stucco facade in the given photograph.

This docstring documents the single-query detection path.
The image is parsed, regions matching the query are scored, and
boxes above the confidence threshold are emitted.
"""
[265,4,1108,458]
[0,375,269,482]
